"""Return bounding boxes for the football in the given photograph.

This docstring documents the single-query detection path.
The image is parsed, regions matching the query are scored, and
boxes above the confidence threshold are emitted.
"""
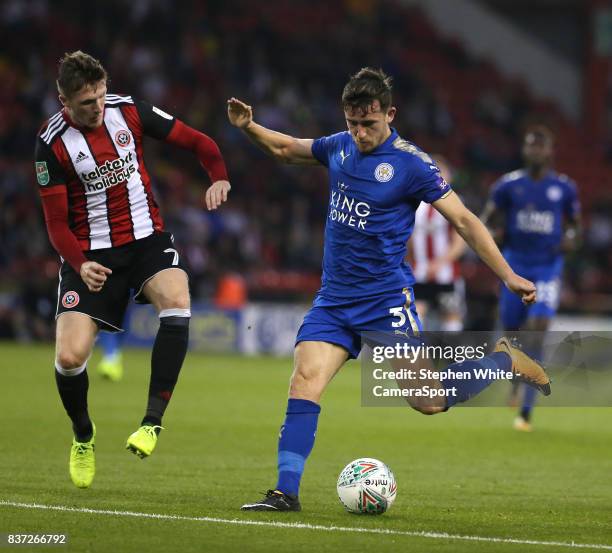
[336,457,397,514]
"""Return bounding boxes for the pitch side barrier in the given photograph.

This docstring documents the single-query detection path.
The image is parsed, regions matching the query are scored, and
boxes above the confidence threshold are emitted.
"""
[122,302,307,355]
[361,331,612,407]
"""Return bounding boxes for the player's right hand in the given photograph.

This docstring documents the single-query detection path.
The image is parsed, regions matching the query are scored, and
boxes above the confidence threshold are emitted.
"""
[505,273,536,305]
[227,98,253,129]
[80,261,112,293]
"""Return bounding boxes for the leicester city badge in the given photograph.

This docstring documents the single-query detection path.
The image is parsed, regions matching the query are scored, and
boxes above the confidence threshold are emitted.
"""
[36,161,50,186]
[374,162,394,183]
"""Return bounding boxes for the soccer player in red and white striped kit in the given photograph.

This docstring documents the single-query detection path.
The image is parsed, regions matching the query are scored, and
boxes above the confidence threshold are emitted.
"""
[35,51,231,488]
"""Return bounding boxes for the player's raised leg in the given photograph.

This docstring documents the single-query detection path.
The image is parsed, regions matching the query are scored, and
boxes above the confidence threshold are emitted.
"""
[55,312,98,488]
[241,341,349,511]
[410,338,550,415]
[126,267,190,458]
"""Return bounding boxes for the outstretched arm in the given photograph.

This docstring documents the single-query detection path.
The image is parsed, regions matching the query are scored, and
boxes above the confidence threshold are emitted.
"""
[433,192,536,304]
[128,99,231,210]
[227,98,319,165]
[165,120,231,210]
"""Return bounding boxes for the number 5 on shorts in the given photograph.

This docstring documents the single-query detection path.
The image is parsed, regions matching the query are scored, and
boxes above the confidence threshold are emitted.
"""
[389,288,420,335]
[389,306,406,328]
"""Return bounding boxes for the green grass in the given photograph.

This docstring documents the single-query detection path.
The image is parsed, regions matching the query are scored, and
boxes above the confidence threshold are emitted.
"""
[1,342,611,552]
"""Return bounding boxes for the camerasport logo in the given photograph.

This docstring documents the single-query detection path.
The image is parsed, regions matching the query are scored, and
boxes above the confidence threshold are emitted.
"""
[62,291,80,308]
[115,129,131,147]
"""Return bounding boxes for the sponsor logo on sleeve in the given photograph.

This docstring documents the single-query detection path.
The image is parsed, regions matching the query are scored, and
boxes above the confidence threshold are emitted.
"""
[152,106,173,120]
[35,161,50,186]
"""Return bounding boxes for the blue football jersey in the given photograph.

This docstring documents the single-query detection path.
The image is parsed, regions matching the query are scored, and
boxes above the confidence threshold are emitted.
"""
[491,169,580,264]
[311,129,451,299]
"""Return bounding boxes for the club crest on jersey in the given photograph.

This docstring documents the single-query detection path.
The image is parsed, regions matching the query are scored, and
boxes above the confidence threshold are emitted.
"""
[115,129,131,148]
[547,186,562,202]
[62,291,80,309]
[35,162,50,186]
[374,163,394,182]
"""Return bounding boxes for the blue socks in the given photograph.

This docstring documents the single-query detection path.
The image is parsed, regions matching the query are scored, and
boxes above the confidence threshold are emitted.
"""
[98,331,121,358]
[276,398,321,496]
[521,384,538,420]
[443,351,512,408]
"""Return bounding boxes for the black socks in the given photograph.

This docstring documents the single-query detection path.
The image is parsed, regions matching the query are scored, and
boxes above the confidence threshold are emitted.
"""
[55,367,93,442]
[143,313,190,427]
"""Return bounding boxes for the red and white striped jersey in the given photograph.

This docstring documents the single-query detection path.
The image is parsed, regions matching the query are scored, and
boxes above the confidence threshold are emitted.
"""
[411,202,460,284]
[35,94,176,250]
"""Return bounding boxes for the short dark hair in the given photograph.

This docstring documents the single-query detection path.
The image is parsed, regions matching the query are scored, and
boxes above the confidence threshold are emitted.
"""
[342,67,393,114]
[524,124,555,145]
[56,50,107,98]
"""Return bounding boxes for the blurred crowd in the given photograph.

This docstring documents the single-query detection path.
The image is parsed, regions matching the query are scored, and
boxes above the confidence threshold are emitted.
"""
[1,0,611,339]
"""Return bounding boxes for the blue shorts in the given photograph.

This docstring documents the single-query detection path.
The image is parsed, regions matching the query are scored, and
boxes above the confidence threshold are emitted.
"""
[296,287,423,359]
[499,257,563,330]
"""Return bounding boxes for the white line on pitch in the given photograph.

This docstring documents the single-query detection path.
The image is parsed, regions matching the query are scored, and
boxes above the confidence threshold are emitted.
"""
[1,499,610,551]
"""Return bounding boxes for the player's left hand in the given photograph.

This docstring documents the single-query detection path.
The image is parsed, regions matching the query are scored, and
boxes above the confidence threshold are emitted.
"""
[205,180,231,210]
[505,273,537,305]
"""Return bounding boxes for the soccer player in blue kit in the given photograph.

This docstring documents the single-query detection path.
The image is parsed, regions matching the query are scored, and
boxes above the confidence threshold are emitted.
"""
[228,68,551,511]
[482,126,581,431]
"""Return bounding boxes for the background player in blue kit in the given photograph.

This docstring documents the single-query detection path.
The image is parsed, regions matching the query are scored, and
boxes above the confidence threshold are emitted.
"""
[482,126,581,431]
[97,309,132,382]
[228,68,550,512]
[97,331,124,381]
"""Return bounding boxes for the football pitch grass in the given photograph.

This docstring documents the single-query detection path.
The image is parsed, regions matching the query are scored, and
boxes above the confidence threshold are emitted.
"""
[1,342,611,552]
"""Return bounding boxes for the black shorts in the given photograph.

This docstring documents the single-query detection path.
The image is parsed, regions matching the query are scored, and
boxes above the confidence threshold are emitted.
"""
[412,280,466,315]
[56,232,188,332]
[413,282,454,302]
